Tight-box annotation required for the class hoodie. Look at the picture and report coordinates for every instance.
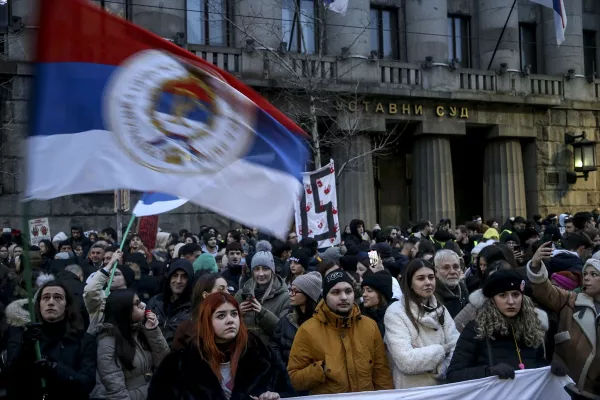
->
[146,259,194,346]
[345,219,370,255]
[546,249,584,275]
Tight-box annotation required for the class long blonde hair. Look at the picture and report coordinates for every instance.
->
[475,295,545,348]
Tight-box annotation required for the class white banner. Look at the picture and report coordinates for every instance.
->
[290,367,573,400]
[294,160,340,249]
[28,217,51,246]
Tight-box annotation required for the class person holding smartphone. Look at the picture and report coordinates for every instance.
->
[234,249,289,345]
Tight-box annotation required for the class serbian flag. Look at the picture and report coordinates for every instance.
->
[27,0,309,238]
[530,0,566,45]
[133,192,188,217]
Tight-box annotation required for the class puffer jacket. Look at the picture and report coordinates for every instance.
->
[234,275,290,344]
[446,312,549,383]
[287,300,393,395]
[95,323,169,400]
[527,261,600,399]
[271,309,300,365]
[384,297,459,389]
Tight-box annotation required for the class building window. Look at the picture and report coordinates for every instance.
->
[187,0,229,46]
[369,7,399,59]
[519,23,537,73]
[282,0,317,54]
[447,15,471,67]
[93,0,129,19]
[584,30,597,78]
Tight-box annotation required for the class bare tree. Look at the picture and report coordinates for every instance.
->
[204,0,401,175]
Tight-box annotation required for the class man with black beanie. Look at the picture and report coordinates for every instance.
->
[221,242,245,293]
[287,270,393,395]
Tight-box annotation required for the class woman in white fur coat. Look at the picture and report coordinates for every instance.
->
[384,259,459,389]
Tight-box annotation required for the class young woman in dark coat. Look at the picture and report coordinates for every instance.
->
[148,292,294,400]
[360,270,396,337]
[446,269,566,383]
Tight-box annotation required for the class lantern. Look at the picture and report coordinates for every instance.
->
[566,132,597,182]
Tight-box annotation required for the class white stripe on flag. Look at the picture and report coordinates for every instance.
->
[529,0,566,45]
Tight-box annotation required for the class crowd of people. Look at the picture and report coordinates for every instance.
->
[0,210,598,399]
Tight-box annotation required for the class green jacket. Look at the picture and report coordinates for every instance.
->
[235,275,290,345]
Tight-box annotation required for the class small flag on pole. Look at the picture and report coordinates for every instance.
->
[529,0,566,45]
[132,192,188,217]
[324,0,348,14]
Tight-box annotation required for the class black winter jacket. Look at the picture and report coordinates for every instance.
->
[436,279,469,318]
[148,332,295,400]
[271,310,300,365]
[546,252,584,275]
[446,320,548,383]
[362,299,396,338]
[6,320,97,400]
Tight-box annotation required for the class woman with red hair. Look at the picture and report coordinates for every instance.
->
[147,292,294,400]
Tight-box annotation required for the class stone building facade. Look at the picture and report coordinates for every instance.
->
[0,0,600,234]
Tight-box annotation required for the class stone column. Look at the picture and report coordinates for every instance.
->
[478,0,520,69]
[483,139,527,221]
[405,0,448,63]
[543,0,584,75]
[411,136,455,225]
[326,0,370,56]
[333,134,377,231]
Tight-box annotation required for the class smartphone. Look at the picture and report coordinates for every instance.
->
[242,293,254,302]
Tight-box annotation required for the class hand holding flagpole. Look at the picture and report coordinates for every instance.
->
[104,214,136,296]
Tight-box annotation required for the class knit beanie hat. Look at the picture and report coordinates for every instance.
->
[374,242,393,259]
[482,269,525,298]
[52,232,68,242]
[323,270,354,297]
[251,251,275,272]
[483,228,500,241]
[193,253,218,273]
[584,258,600,274]
[339,255,359,272]
[117,265,135,287]
[289,249,309,271]
[361,270,393,302]
[321,246,342,265]
[292,272,322,303]
[551,271,580,291]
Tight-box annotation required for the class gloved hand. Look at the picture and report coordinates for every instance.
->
[550,359,569,377]
[23,322,43,344]
[34,358,58,377]
[489,363,515,379]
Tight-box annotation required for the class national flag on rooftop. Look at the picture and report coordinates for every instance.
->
[27,0,309,238]
[324,0,348,14]
[529,0,567,45]
[132,192,188,217]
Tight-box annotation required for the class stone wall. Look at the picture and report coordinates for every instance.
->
[536,108,600,216]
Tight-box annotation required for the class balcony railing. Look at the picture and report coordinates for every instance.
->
[530,75,563,96]
[459,69,496,91]
[188,46,241,75]
[379,60,421,86]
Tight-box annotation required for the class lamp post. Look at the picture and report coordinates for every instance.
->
[566,132,597,183]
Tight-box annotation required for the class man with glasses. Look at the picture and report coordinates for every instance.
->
[434,249,468,318]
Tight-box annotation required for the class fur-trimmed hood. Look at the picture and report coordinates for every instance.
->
[6,298,31,327]
[467,289,549,331]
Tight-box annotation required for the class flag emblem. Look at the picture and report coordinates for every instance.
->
[104,50,256,173]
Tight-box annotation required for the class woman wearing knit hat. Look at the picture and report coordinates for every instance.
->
[447,269,552,383]
[384,259,459,389]
[234,248,290,345]
[528,242,600,399]
[361,270,396,337]
[287,248,310,286]
[271,272,322,366]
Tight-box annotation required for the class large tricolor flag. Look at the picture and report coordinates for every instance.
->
[28,0,309,238]
[530,0,567,45]
[132,192,188,217]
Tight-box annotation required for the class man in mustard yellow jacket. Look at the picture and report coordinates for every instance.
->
[287,270,393,394]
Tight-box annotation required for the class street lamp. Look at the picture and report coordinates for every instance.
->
[566,132,597,183]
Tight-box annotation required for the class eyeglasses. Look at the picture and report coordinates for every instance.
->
[289,288,304,296]
[440,264,461,272]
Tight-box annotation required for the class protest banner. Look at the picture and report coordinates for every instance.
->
[28,217,51,246]
[294,160,340,248]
